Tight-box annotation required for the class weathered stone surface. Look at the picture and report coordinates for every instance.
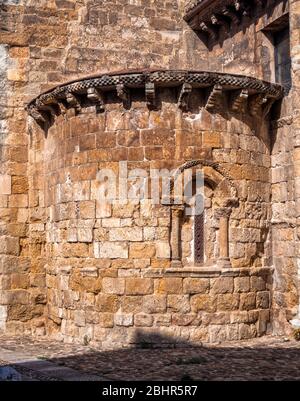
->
[115,313,133,327]
[156,278,182,294]
[191,295,217,313]
[143,295,167,313]
[250,276,266,292]
[102,278,125,295]
[155,242,171,259]
[125,278,153,295]
[129,243,156,258]
[98,313,114,328]
[78,228,93,243]
[211,277,234,294]
[183,278,210,294]
[95,242,128,259]
[122,296,143,313]
[155,314,172,327]
[96,294,119,313]
[234,277,250,293]
[209,325,227,343]
[109,228,143,242]
[240,293,257,311]
[167,295,191,313]
[0,175,12,195]
[217,294,240,311]
[96,201,112,218]
[134,313,154,327]
[69,274,102,294]
[256,292,270,309]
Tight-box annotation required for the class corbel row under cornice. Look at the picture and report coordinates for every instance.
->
[184,0,281,41]
[26,69,283,130]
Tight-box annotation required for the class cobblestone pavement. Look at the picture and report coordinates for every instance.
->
[1,335,300,381]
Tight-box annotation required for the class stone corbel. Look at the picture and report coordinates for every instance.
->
[211,14,230,33]
[231,89,248,113]
[41,104,58,118]
[178,83,192,111]
[234,0,241,11]
[145,82,156,109]
[254,0,264,8]
[222,6,240,25]
[57,100,68,115]
[28,106,47,124]
[199,22,218,41]
[66,92,81,114]
[205,84,223,112]
[216,207,232,269]
[234,0,250,16]
[116,84,130,109]
[87,87,105,113]
[249,94,268,116]
[170,205,185,268]
[262,97,276,118]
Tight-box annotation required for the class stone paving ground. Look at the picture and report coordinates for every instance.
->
[1,334,300,381]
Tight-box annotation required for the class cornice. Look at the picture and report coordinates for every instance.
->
[184,0,280,41]
[26,69,283,128]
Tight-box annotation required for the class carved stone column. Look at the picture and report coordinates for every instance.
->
[216,207,232,269]
[170,205,184,267]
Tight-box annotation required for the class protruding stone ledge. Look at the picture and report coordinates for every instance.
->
[142,266,273,278]
[26,69,283,129]
[184,0,276,42]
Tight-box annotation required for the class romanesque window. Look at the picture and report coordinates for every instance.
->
[194,211,204,265]
[261,13,291,93]
[274,26,291,91]
[170,163,237,270]
[178,185,215,268]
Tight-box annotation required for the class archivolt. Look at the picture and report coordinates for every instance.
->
[172,159,237,199]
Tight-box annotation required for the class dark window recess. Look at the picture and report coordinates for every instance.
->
[194,212,204,264]
[274,26,292,92]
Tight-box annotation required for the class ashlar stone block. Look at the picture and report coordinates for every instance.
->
[125,278,153,295]
[109,227,143,242]
[0,175,11,195]
[102,277,125,295]
[183,278,210,294]
[95,242,128,259]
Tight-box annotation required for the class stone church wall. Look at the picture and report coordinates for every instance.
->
[26,75,275,346]
[0,0,298,344]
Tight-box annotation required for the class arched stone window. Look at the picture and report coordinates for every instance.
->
[181,183,215,267]
[169,160,238,270]
[194,207,204,265]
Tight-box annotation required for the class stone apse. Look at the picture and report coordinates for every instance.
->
[23,69,281,347]
[0,0,299,347]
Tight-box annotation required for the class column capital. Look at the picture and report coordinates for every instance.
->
[215,207,232,219]
[171,205,185,217]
